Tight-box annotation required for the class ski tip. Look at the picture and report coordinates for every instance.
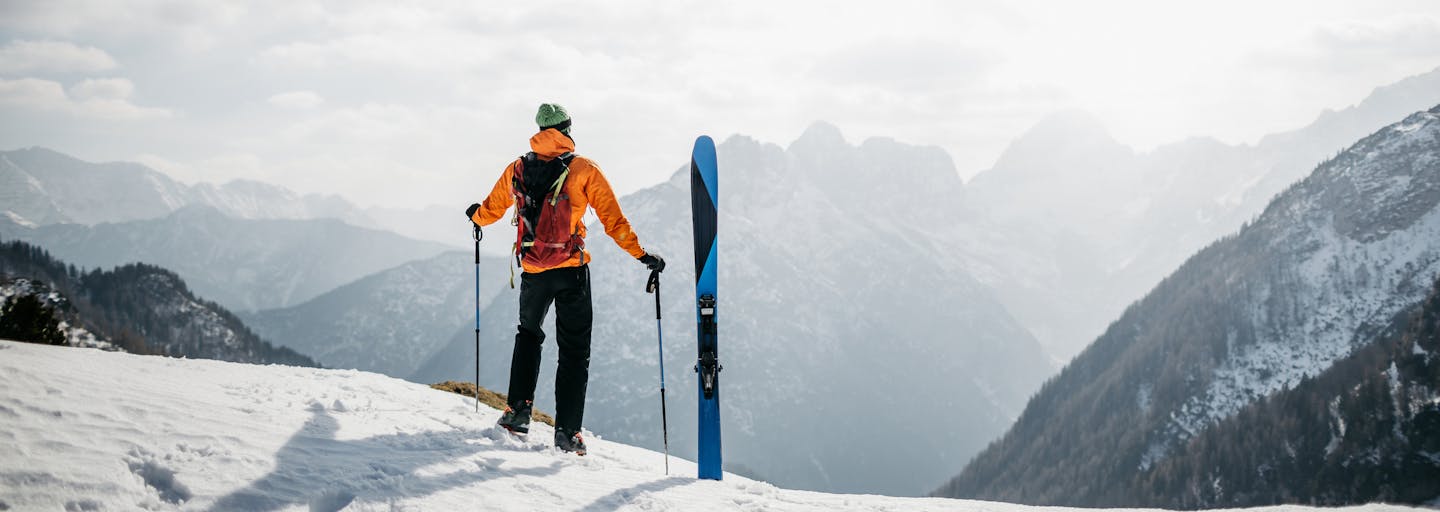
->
[694,135,715,148]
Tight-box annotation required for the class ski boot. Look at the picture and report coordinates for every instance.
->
[555,428,587,456]
[497,400,533,435]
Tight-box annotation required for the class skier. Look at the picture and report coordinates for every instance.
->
[466,103,665,455]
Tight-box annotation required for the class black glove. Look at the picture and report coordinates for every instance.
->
[465,203,481,221]
[639,252,665,272]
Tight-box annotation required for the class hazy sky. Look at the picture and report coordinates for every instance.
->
[1,0,1438,209]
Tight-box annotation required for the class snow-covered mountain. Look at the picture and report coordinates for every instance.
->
[412,125,1054,497]
[243,250,505,378]
[0,240,315,366]
[0,205,453,312]
[1136,274,1440,507]
[966,66,1440,363]
[9,340,1429,511]
[0,147,363,226]
[0,147,468,246]
[938,105,1440,506]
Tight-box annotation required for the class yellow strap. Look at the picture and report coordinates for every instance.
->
[548,166,571,206]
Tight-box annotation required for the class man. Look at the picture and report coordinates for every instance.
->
[466,103,665,455]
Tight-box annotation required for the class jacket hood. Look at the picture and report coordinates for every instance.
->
[529,128,575,159]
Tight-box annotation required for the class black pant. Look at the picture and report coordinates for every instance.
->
[507,265,592,433]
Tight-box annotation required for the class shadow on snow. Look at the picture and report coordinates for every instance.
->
[207,404,561,511]
[576,476,696,511]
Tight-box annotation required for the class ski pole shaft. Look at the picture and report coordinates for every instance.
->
[660,386,669,475]
[648,270,670,474]
[474,224,482,413]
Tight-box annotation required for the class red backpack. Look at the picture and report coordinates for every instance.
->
[511,152,584,269]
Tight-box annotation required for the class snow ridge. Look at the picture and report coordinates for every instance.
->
[0,340,1020,511]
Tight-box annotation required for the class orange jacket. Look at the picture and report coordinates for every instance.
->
[471,128,646,273]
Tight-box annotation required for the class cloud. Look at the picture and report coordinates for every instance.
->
[0,1,243,53]
[0,77,67,105]
[1246,16,1440,76]
[268,90,324,110]
[809,39,1000,92]
[0,77,171,120]
[257,30,495,71]
[5,0,1440,210]
[69,78,133,100]
[134,151,265,186]
[278,102,429,142]
[1312,16,1440,57]
[0,39,118,74]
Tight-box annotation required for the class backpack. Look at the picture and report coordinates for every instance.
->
[511,152,584,269]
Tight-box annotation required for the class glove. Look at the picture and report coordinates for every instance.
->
[465,203,481,222]
[639,252,665,272]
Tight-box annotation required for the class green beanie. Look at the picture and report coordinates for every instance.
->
[535,103,571,134]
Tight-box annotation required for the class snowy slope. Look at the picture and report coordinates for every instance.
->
[1159,105,1440,453]
[1,340,1431,512]
[1133,274,1440,507]
[939,106,1440,506]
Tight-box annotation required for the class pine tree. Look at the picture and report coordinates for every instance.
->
[0,294,67,346]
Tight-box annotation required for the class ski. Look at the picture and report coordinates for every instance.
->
[690,135,722,480]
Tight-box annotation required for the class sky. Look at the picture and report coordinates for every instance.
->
[1,0,1438,210]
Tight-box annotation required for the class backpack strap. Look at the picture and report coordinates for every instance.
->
[508,154,529,289]
[548,154,574,206]
[510,154,530,226]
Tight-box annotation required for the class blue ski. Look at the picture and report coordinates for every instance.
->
[690,135,722,480]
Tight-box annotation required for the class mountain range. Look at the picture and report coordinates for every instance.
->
[0,146,468,247]
[966,67,1440,363]
[0,239,315,366]
[0,205,454,312]
[937,104,1440,506]
[241,250,504,378]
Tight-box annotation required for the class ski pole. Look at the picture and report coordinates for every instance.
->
[646,269,670,474]
[473,223,483,413]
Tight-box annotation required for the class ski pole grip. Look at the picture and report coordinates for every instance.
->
[647,270,661,320]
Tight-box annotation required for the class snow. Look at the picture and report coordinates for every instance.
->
[1135,384,1153,414]
[1386,362,1406,441]
[1393,120,1427,133]
[3,210,37,228]
[0,341,915,510]
[1325,396,1346,457]
[2,342,1427,512]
